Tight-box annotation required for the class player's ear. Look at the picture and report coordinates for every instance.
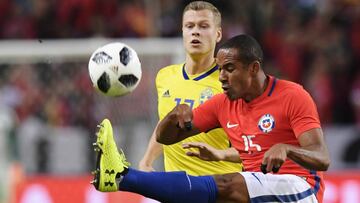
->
[216,28,222,43]
[249,61,260,76]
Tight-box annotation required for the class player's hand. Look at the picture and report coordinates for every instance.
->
[261,143,289,173]
[182,142,223,161]
[138,160,156,172]
[173,104,193,131]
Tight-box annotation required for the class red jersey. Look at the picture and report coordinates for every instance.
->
[193,76,325,202]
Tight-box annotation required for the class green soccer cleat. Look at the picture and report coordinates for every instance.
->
[91,118,130,192]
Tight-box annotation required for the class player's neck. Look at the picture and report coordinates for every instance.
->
[257,73,269,95]
[245,73,268,103]
[184,54,215,75]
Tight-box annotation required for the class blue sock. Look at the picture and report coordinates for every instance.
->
[119,168,218,203]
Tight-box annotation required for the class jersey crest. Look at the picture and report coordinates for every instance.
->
[258,114,275,133]
[199,88,214,104]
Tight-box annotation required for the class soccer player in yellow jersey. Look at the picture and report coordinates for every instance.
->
[139,1,242,175]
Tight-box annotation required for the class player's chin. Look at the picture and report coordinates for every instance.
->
[226,90,242,101]
[187,46,204,53]
[188,50,203,56]
[225,91,237,101]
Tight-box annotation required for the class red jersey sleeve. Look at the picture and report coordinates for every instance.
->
[192,94,223,132]
[286,86,321,138]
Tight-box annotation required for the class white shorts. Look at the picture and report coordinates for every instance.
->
[241,172,318,203]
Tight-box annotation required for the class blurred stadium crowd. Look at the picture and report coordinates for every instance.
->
[0,0,359,125]
[0,0,360,202]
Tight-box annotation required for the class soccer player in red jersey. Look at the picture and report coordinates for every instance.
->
[92,34,330,203]
[157,34,330,202]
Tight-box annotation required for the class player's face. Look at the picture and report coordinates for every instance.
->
[217,48,254,101]
[182,9,221,57]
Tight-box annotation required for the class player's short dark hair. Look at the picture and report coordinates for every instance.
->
[218,34,263,65]
[183,1,221,27]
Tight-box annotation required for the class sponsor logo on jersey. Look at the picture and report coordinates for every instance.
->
[258,114,275,133]
[162,89,170,97]
[199,88,213,104]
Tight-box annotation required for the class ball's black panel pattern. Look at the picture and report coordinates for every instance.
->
[92,51,112,64]
[119,47,130,66]
[97,72,110,93]
[118,74,138,88]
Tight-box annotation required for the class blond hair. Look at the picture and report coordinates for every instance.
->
[183,1,221,27]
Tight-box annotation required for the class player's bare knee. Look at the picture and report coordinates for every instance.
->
[214,173,249,203]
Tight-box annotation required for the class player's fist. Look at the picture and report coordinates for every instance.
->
[156,103,198,145]
[173,104,193,131]
[261,143,289,173]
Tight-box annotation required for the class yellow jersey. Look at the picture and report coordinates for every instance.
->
[156,63,242,176]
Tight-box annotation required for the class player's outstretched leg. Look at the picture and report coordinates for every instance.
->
[91,118,130,192]
[91,118,218,203]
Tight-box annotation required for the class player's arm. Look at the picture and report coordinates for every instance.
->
[262,88,330,173]
[156,104,201,145]
[286,128,330,170]
[262,128,330,172]
[182,142,241,163]
[139,122,163,171]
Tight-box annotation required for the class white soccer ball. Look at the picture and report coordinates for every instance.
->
[88,42,142,97]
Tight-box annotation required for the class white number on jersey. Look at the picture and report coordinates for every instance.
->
[242,135,261,153]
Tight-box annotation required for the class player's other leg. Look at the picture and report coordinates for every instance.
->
[91,118,218,203]
[231,172,318,203]
[213,173,250,203]
[214,172,318,203]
